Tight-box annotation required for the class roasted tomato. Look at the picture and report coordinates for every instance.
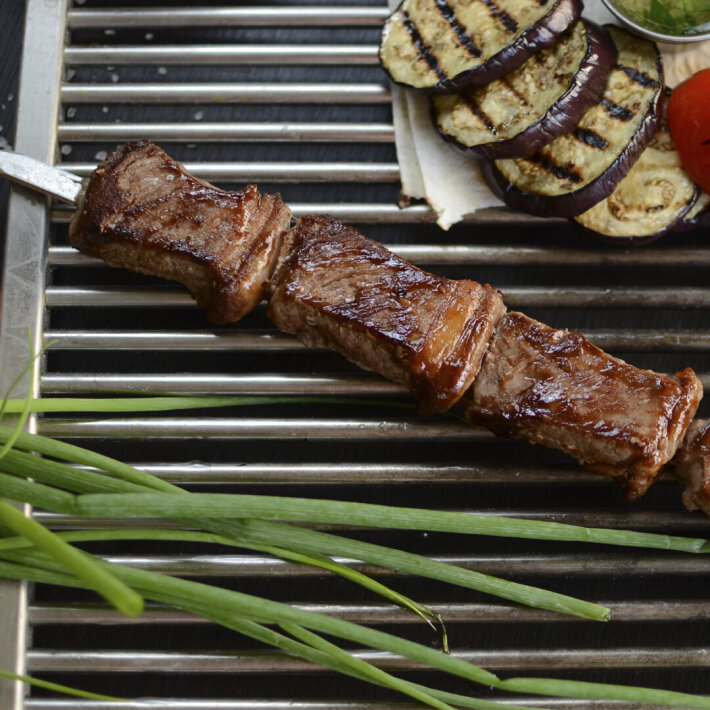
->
[667,68,710,195]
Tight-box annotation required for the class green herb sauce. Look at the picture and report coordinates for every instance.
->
[609,0,710,36]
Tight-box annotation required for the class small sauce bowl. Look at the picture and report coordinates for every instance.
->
[601,0,710,43]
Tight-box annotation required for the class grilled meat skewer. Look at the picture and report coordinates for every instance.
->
[0,141,702,505]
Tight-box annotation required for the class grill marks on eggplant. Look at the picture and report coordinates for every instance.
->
[432,20,616,159]
[402,10,448,82]
[617,63,660,90]
[575,106,699,243]
[476,0,519,33]
[500,78,530,106]
[573,127,609,149]
[379,0,582,93]
[465,97,499,133]
[600,97,634,121]
[482,26,663,217]
[527,152,583,183]
[432,0,482,57]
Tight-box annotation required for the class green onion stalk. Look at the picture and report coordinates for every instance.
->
[0,394,415,414]
[2,542,710,709]
[0,427,613,621]
[0,668,127,703]
[0,447,608,622]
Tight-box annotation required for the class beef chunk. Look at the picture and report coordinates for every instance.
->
[465,311,702,500]
[268,214,505,415]
[674,419,710,515]
[69,140,291,323]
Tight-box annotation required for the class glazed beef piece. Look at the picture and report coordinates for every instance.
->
[465,312,702,500]
[69,141,291,324]
[268,214,506,415]
[673,419,710,515]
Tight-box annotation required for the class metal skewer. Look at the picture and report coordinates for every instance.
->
[0,149,83,205]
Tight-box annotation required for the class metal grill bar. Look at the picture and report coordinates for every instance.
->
[14,536,709,575]
[29,599,710,625]
[67,7,389,28]
[115,550,710,574]
[60,162,400,182]
[47,243,710,267]
[44,285,710,309]
[57,123,394,143]
[34,372,710,393]
[42,331,299,351]
[64,45,379,66]
[34,371,710,397]
[36,462,603,485]
[37,416,478,440]
[60,83,391,104]
[26,647,710,673]
[41,372,396,394]
[40,330,710,353]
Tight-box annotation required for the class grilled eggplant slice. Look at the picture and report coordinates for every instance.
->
[432,20,617,159]
[481,26,664,218]
[574,103,699,244]
[379,0,582,94]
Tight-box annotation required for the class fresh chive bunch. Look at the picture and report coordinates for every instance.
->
[1,342,710,707]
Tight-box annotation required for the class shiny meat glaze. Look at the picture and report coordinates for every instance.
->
[69,141,291,324]
[674,419,710,515]
[465,311,702,500]
[268,214,505,415]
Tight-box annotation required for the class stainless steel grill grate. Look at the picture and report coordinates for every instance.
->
[2,2,710,709]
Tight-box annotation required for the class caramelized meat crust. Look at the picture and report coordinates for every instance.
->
[69,140,291,324]
[674,419,710,515]
[465,312,702,500]
[268,214,506,415]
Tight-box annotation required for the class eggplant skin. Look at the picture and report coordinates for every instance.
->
[432,20,617,160]
[379,0,582,95]
[675,192,710,233]
[482,26,664,219]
